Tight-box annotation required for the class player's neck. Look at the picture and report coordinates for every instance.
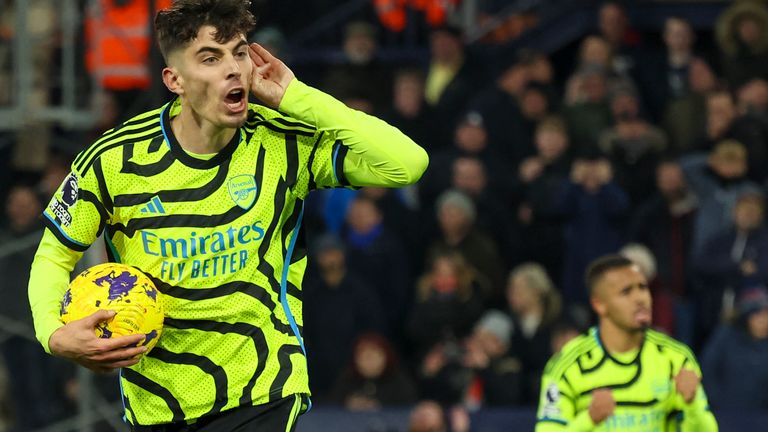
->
[171,108,237,154]
[598,320,644,354]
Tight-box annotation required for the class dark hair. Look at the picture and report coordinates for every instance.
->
[351,332,399,378]
[154,0,257,61]
[585,254,634,296]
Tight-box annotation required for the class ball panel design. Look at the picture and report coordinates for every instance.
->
[61,263,164,355]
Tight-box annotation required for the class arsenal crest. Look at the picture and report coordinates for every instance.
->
[227,175,258,210]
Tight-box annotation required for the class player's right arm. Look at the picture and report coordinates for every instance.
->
[28,161,146,371]
[536,357,609,432]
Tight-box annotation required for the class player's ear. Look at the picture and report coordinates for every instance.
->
[591,296,607,317]
[162,67,184,96]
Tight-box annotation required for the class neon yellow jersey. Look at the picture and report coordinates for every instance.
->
[29,80,428,426]
[536,327,718,432]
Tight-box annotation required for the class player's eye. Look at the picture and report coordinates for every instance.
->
[202,57,218,64]
[235,51,248,58]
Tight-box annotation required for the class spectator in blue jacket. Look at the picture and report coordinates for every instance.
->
[556,156,630,304]
[680,139,761,254]
[694,191,768,346]
[702,286,768,410]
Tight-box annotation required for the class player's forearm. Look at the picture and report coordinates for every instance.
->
[28,229,81,353]
[279,79,429,187]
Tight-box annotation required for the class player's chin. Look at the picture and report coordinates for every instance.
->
[632,317,652,331]
[219,112,248,129]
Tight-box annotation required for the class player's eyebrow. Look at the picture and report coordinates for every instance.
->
[195,40,248,57]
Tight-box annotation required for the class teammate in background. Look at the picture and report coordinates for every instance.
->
[27,0,428,430]
[535,255,717,431]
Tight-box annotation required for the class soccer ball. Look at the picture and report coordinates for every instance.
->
[60,263,164,355]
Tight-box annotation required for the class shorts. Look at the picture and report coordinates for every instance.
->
[130,394,307,432]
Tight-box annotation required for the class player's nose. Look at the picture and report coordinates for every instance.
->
[226,56,241,79]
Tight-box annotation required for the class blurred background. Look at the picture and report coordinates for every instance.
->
[3,0,768,430]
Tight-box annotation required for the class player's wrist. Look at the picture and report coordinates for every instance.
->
[276,78,303,112]
[47,325,66,355]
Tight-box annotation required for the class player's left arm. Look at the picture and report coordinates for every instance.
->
[248,43,429,188]
[674,356,719,431]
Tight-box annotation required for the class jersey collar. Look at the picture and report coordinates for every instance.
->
[160,97,242,170]
[592,326,645,366]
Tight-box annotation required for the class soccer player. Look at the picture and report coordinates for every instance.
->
[27,1,428,430]
[535,255,717,431]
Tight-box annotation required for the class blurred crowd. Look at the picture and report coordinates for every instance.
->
[4,0,768,431]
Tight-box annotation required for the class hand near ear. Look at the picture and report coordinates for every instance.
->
[248,43,295,109]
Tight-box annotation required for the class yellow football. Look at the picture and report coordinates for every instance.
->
[60,263,164,355]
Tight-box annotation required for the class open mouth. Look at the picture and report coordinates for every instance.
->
[224,88,246,113]
[226,89,244,104]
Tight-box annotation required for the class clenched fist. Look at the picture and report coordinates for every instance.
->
[589,388,616,424]
[675,368,700,404]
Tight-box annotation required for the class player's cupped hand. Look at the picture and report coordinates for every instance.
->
[49,309,147,373]
[674,368,700,404]
[248,42,295,109]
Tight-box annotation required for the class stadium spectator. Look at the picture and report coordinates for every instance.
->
[0,183,72,431]
[681,139,761,254]
[425,25,483,145]
[408,250,486,355]
[85,0,172,120]
[426,190,502,300]
[408,400,472,432]
[654,17,698,116]
[328,332,417,410]
[597,1,642,67]
[450,156,515,280]
[323,21,392,113]
[563,65,613,153]
[698,90,768,183]
[513,116,572,281]
[737,78,768,114]
[599,84,667,209]
[521,50,558,102]
[419,111,512,212]
[408,250,484,403]
[555,156,630,304]
[630,160,698,342]
[505,263,562,404]
[716,0,768,90]
[694,191,768,346]
[662,58,717,154]
[702,285,768,411]
[408,400,446,432]
[36,153,72,200]
[508,82,556,161]
[462,310,524,406]
[597,1,659,115]
[470,60,531,163]
[381,68,436,152]
[303,234,387,399]
[358,187,421,270]
[343,195,411,340]
[0,182,44,328]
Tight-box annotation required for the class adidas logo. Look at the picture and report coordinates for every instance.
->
[140,196,166,214]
